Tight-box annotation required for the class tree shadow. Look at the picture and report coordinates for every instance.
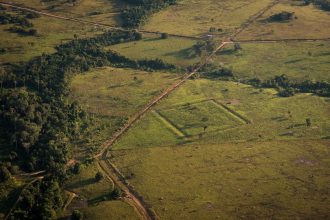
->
[67,178,96,190]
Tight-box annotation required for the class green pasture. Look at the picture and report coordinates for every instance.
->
[217,41,330,81]
[236,0,330,40]
[142,0,273,36]
[70,67,180,117]
[82,200,139,220]
[108,36,199,67]
[157,100,245,137]
[0,10,102,64]
[111,139,330,220]
[112,79,330,150]
[65,162,113,201]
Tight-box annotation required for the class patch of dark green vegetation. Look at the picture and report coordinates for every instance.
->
[0,9,39,36]
[9,178,63,219]
[267,11,296,22]
[121,0,177,27]
[303,0,330,11]
[245,74,330,97]
[0,29,176,219]
[198,64,330,97]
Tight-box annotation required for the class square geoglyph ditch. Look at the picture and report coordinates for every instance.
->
[155,99,248,137]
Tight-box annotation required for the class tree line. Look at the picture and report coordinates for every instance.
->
[198,64,330,97]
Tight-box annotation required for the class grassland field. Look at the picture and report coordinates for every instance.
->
[111,139,330,220]
[11,0,123,25]
[216,41,330,81]
[64,161,139,220]
[0,0,329,219]
[112,79,330,150]
[0,8,104,64]
[108,36,200,67]
[69,66,183,159]
[142,0,274,37]
[236,0,330,40]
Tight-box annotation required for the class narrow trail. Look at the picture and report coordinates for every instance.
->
[0,2,201,40]
[62,190,78,211]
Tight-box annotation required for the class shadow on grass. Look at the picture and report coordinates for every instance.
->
[164,48,197,60]
[67,178,96,190]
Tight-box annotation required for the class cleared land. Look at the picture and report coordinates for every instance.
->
[64,162,139,220]
[65,162,113,201]
[81,200,139,220]
[110,140,330,220]
[112,79,330,150]
[10,0,123,26]
[236,1,330,40]
[0,9,102,64]
[142,0,273,36]
[217,41,330,81]
[108,36,199,67]
[70,67,180,117]
[69,67,180,158]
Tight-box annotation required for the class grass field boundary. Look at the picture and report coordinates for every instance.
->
[152,110,187,138]
[211,99,251,124]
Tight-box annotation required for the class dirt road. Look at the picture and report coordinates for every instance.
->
[98,160,154,220]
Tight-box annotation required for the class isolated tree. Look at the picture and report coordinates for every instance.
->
[71,210,83,220]
[234,43,242,51]
[73,163,81,174]
[203,125,208,132]
[161,32,169,39]
[134,32,143,40]
[95,171,103,182]
[110,187,122,199]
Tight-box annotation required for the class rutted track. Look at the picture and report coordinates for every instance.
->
[0,2,201,40]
